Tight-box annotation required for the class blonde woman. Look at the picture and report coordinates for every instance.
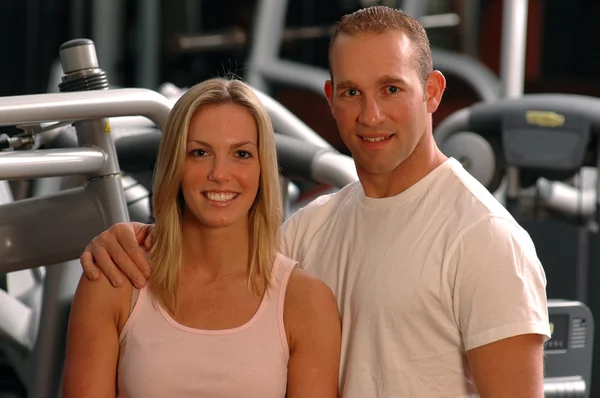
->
[62,78,341,398]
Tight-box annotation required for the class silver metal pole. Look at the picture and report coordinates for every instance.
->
[136,0,160,89]
[246,0,289,92]
[253,88,332,150]
[400,0,428,19]
[500,0,529,209]
[596,139,600,225]
[0,89,172,131]
[0,180,14,204]
[500,0,529,98]
[432,49,500,103]
[29,260,81,398]
[259,61,331,98]
[312,151,359,188]
[460,0,481,57]
[0,148,106,180]
[92,0,125,85]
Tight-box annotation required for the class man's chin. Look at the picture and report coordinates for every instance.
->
[357,161,402,176]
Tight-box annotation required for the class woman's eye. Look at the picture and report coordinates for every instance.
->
[190,149,207,157]
[237,150,252,158]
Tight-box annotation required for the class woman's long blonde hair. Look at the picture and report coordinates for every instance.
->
[150,77,282,312]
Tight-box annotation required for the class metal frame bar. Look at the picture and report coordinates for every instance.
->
[0,87,172,397]
[0,148,105,180]
[400,0,427,19]
[0,89,171,129]
[136,0,160,89]
[253,88,332,150]
[92,0,125,86]
[500,0,529,99]
[500,0,529,210]
[246,0,501,103]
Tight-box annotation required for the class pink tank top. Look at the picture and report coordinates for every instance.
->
[117,253,297,398]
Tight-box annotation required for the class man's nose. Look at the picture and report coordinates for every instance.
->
[358,96,385,126]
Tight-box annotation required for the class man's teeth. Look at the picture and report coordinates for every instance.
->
[363,136,390,142]
[206,192,237,202]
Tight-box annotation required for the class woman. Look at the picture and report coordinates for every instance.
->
[62,78,341,397]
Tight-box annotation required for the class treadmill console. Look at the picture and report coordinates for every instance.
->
[544,300,594,397]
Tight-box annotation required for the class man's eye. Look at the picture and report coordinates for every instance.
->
[386,86,400,94]
[344,88,359,97]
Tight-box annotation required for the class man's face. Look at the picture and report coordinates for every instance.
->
[325,31,440,178]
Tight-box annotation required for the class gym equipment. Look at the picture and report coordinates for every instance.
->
[499,0,529,100]
[0,37,359,396]
[536,169,598,220]
[436,2,598,393]
[41,124,154,224]
[88,0,159,89]
[245,0,501,103]
[0,38,171,398]
[434,93,600,397]
[170,12,460,54]
[435,93,600,293]
[544,300,594,397]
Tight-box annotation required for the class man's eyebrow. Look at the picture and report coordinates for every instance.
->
[335,80,357,90]
[378,75,408,86]
[335,76,408,90]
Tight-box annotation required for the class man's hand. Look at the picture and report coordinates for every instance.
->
[80,222,153,288]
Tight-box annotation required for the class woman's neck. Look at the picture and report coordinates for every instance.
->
[180,218,250,280]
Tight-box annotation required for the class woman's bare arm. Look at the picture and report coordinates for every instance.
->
[284,268,342,398]
[62,272,131,397]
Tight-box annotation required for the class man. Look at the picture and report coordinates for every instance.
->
[81,6,550,397]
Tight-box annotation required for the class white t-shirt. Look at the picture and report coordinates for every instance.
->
[281,158,551,398]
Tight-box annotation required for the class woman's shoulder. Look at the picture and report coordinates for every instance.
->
[272,251,335,305]
[282,265,341,366]
[73,271,135,331]
[284,265,339,325]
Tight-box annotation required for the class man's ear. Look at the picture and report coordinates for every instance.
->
[425,70,446,114]
[324,80,334,112]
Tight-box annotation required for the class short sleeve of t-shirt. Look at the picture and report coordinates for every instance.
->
[280,212,302,265]
[279,193,336,268]
[447,216,551,350]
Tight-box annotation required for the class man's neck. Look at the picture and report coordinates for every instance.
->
[359,136,447,199]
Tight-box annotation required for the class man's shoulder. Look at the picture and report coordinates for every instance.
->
[280,181,361,250]
[287,181,361,222]
[441,160,514,225]
[423,160,528,251]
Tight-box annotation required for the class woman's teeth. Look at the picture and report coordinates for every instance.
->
[205,192,237,202]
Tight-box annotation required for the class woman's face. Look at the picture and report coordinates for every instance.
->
[180,102,260,230]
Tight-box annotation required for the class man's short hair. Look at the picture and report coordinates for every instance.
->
[329,6,433,86]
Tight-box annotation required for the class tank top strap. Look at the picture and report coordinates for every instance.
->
[268,252,296,357]
[272,252,297,286]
